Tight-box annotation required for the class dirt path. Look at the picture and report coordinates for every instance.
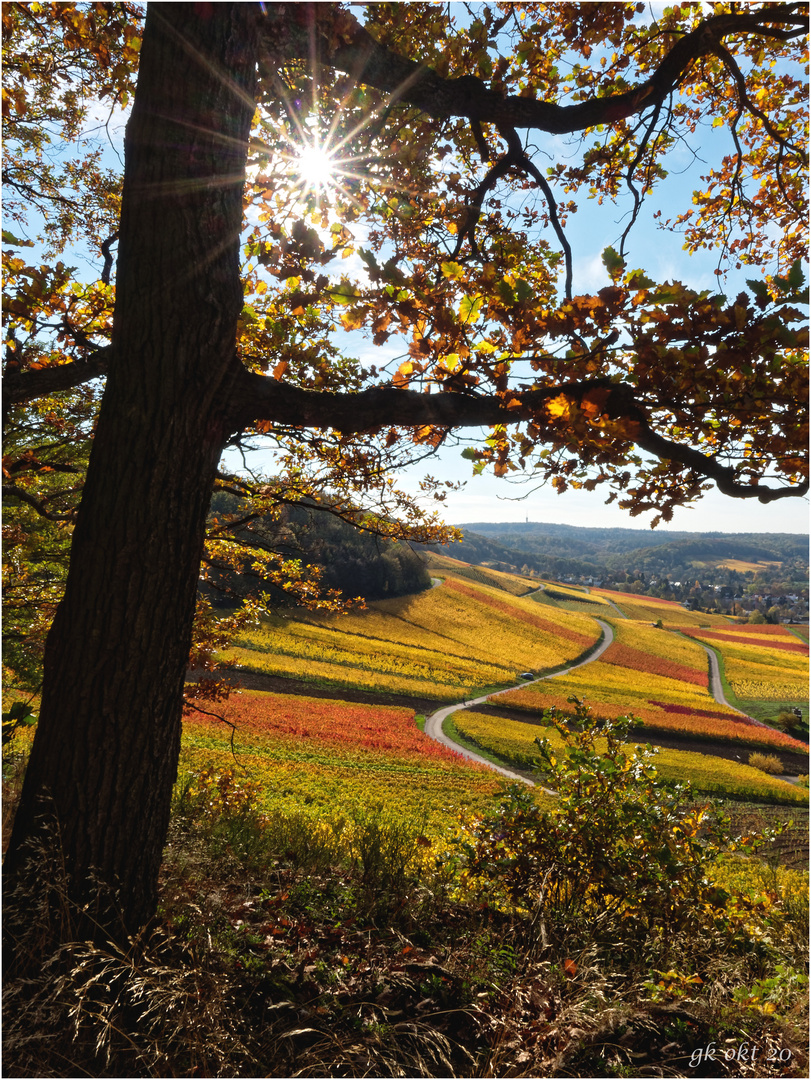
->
[423,619,614,784]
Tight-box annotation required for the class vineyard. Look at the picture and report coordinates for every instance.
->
[493,614,807,754]
[679,624,809,707]
[452,710,807,805]
[203,558,809,821]
[422,552,538,596]
[589,587,736,627]
[223,571,602,700]
[182,691,501,829]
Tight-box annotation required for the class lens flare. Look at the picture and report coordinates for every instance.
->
[296,142,337,194]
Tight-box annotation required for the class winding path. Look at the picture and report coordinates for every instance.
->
[696,641,770,729]
[423,617,614,783]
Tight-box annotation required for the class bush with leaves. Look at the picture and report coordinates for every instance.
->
[460,698,758,939]
[749,752,785,775]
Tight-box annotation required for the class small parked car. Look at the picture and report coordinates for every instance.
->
[519,672,535,680]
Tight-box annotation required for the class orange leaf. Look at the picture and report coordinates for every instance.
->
[563,959,577,977]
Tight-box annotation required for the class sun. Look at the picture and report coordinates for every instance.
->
[295,141,338,194]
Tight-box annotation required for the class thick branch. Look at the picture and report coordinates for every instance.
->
[3,347,111,408]
[229,369,807,504]
[274,3,808,134]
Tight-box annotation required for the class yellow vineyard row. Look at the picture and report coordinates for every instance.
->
[500,658,723,714]
[611,619,709,669]
[225,576,602,698]
[453,710,807,806]
[683,628,808,703]
[422,553,538,596]
[592,589,733,627]
[226,645,495,700]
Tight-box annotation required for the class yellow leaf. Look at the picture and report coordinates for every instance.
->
[546,393,571,420]
[441,261,465,280]
[459,294,484,323]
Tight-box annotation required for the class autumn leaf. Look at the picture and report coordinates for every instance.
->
[546,394,572,420]
[458,293,484,323]
[440,260,465,280]
[601,246,626,282]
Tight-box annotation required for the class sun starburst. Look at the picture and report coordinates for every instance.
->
[295,141,338,195]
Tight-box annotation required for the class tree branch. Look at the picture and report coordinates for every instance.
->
[2,484,78,521]
[271,3,808,134]
[3,348,111,408]
[228,369,807,504]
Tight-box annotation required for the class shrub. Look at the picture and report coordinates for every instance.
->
[774,708,803,733]
[459,698,751,940]
[748,752,785,775]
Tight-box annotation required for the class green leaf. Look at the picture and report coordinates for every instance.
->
[459,294,484,323]
[2,230,34,247]
[746,278,770,301]
[602,246,626,282]
[497,280,515,305]
[514,278,534,303]
[786,259,805,290]
[358,247,379,275]
[627,269,655,289]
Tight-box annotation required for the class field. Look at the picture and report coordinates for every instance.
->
[423,553,538,595]
[532,582,613,615]
[715,558,782,572]
[494,616,808,754]
[182,691,501,829]
[590,587,735,627]
[223,575,602,701]
[679,624,808,712]
[210,557,808,818]
[452,709,808,806]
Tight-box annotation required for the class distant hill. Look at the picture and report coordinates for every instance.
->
[419,524,808,615]
[461,522,808,564]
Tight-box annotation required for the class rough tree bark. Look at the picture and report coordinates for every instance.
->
[4,2,259,942]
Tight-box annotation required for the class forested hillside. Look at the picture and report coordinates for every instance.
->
[205,493,430,605]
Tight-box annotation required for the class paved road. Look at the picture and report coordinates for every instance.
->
[423,618,614,783]
[696,641,771,728]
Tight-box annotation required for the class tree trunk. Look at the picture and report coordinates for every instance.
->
[4,3,258,943]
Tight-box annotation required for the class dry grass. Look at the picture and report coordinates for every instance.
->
[4,770,808,1078]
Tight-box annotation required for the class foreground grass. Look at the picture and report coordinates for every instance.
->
[5,764,808,1078]
[5,694,809,1079]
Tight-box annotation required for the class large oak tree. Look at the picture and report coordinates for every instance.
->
[3,2,807,943]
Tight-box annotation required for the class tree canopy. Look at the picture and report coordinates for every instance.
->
[2,2,808,942]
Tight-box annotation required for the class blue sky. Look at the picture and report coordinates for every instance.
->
[230,6,808,536]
